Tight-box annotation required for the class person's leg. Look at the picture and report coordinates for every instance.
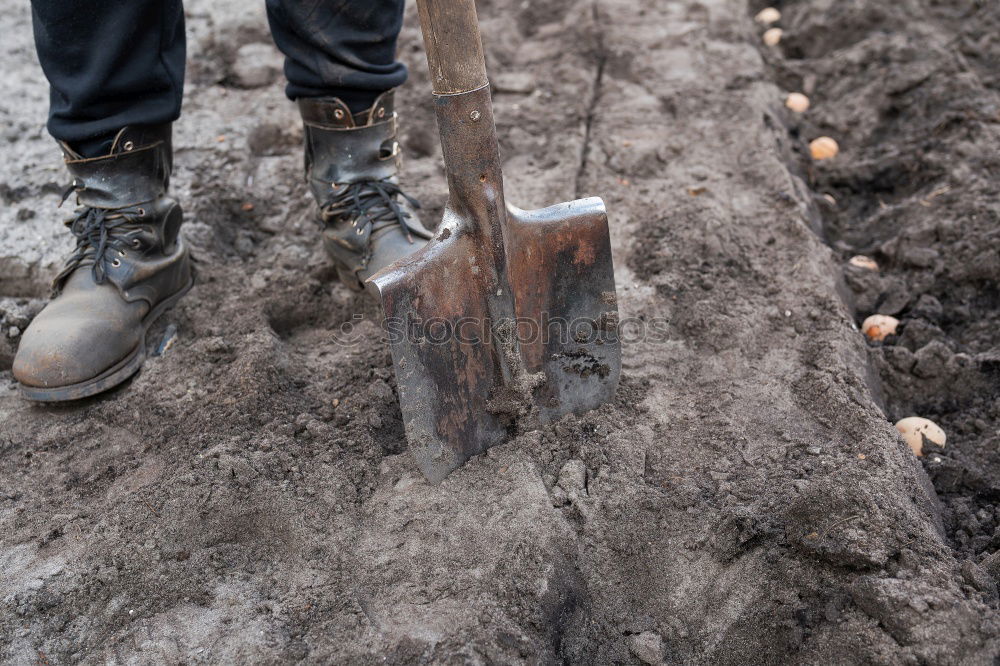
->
[30,0,185,156]
[265,0,407,112]
[14,1,193,402]
[266,0,431,291]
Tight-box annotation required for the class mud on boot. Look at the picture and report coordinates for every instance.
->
[299,91,433,290]
[13,125,194,402]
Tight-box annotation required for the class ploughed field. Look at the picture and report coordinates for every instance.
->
[1,0,999,663]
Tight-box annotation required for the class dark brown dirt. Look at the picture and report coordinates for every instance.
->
[2,0,1000,663]
[760,0,1000,568]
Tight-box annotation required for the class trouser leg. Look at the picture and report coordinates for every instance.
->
[29,0,186,156]
[265,0,408,113]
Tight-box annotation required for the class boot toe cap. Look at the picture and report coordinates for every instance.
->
[361,228,430,283]
[13,309,142,390]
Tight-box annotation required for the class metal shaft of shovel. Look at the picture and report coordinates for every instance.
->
[367,0,621,483]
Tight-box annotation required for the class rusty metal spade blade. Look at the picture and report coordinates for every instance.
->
[366,0,620,483]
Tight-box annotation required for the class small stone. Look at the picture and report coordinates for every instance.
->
[154,325,178,357]
[628,631,665,665]
[7,326,20,338]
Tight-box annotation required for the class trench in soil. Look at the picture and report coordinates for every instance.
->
[752,0,1000,572]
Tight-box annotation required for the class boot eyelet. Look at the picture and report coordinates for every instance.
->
[137,208,145,217]
[377,107,386,119]
[123,141,134,152]
[334,109,345,120]
[118,249,127,257]
[355,228,364,235]
[132,239,143,249]
[111,258,121,268]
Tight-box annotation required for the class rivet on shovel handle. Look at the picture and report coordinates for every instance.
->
[366,0,621,483]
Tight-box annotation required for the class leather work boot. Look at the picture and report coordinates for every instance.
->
[13,125,193,401]
[299,91,433,290]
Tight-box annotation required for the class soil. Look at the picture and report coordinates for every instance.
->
[2,0,1000,663]
[763,0,1000,564]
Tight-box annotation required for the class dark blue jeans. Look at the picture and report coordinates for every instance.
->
[30,0,408,155]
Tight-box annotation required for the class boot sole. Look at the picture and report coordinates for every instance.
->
[17,277,195,403]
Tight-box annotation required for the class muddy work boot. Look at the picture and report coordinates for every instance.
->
[299,91,433,290]
[13,125,193,401]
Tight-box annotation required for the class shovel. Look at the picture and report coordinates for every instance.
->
[367,0,621,483]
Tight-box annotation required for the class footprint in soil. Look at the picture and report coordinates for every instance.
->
[264,281,375,345]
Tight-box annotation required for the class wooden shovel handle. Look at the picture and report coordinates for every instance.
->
[416,0,489,95]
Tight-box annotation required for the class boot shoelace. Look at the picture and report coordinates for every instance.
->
[55,188,146,288]
[320,178,421,242]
